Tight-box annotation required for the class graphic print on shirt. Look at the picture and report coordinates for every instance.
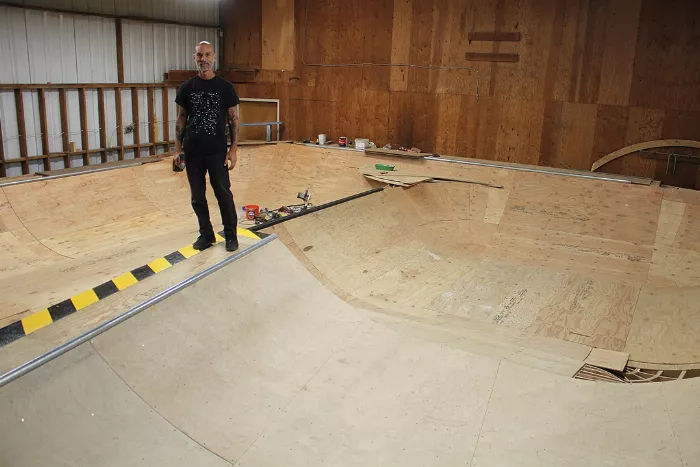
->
[188,92,220,136]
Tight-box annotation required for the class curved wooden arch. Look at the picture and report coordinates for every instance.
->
[590,139,700,172]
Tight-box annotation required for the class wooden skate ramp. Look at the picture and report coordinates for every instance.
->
[0,144,371,327]
[1,239,698,467]
[2,144,700,368]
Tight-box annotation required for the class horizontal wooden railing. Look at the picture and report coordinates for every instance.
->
[0,83,177,178]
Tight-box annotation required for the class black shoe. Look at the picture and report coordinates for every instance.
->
[225,236,239,252]
[193,234,215,251]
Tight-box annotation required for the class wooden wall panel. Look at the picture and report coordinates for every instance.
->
[591,105,629,173]
[496,98,545,165]
[261,0,296,71]
[629,0,700,112]
[221,0,700,188]
[222,0,262,69]
[577,0,608,104]
[596,0,641,106]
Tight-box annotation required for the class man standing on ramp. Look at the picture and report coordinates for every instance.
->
[174,40,240,252]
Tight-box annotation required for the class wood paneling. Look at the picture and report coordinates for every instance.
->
[222,0,262,69]
[262,0,296,71]
[221,0,700,188]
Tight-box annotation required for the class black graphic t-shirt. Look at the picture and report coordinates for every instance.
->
[175,75,240,156]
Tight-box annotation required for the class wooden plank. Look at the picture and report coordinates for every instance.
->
[0,120,5,177]
[78,88,90,166]
[131,88,140,157]
[36,155,164,176]
[0,83,172,90]
[221,0,262,69]
[38,89,50,171]
[597,0,642,106]
[465,53,519,63]
[364,148,430,159]
[115,89,124,160]
[147,88,156,156]
[59,88,71,168]
[468,31,522,42]
[389,0,412,92]
[116,18,124,84]
[98,88,107,163]
[584,348,629,372]
[261,0,295,70]
[161,88,169,143]
[14,90,29,175]
[591,139,700,172]
[165,70,257,84]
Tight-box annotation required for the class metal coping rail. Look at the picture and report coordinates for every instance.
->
[0,234,278,388]
[0,162,144,188]
[425,156,636,184]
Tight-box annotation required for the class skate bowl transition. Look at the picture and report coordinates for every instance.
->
[1,143,699,466]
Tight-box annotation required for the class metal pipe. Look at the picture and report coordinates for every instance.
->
[0,234,277,388]
[0,162,145,188]
[425,156,635,184]
[250,188,384,232]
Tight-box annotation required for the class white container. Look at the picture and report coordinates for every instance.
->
[355,138,370,150]
[318,134,327,145]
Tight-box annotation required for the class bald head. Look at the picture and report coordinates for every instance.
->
[194,41,216,76]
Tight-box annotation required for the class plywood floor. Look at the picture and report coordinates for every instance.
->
[1,239,698,467]
[1,143,699,368]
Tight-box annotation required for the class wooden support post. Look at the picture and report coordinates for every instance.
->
[162,87,170,144]
[14,89,29,175]
[78,88,90,166]
[115,88,124,160]
[0,120,6,178]
[38,88,50,171]
[98,88,107,163]
[59,88,71,168]
[116,18,124,84]
[147,87,156,155]
[131,87,140,157]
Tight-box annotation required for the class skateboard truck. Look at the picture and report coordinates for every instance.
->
[297,189,311,209]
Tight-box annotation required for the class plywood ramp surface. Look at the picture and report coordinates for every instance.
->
[264,146,700,366]
[1,239,698,467]
[2,144,700,367]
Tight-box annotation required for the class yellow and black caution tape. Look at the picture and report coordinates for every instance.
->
[0,229,260,347]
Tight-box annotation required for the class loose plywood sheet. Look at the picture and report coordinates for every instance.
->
[585,347,630,372]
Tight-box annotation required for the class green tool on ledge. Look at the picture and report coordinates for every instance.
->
[375,164,395,171]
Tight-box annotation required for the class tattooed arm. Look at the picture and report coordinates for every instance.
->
[174,105,187,163]
[225,106,239,170]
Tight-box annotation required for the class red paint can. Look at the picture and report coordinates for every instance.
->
[339,137,347,147]
[244,204,259,220]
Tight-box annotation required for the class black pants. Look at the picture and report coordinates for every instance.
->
[185,152,237,239]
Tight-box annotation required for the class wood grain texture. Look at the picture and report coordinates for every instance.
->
[59,89,70,168]
[147,88,156,155]
[38,89,50,171]
[131,88,140,156]
[262,0,296,71]
[465,53,519,62]
[220,0,700,188]
[468,31,521,42]
[0,120,5,177]
[222,0,263,69]
[115,89,124,161]
[14,90,29,174]
[79,89,90,166]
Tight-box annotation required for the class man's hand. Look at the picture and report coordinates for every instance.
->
[225,148,237,171]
